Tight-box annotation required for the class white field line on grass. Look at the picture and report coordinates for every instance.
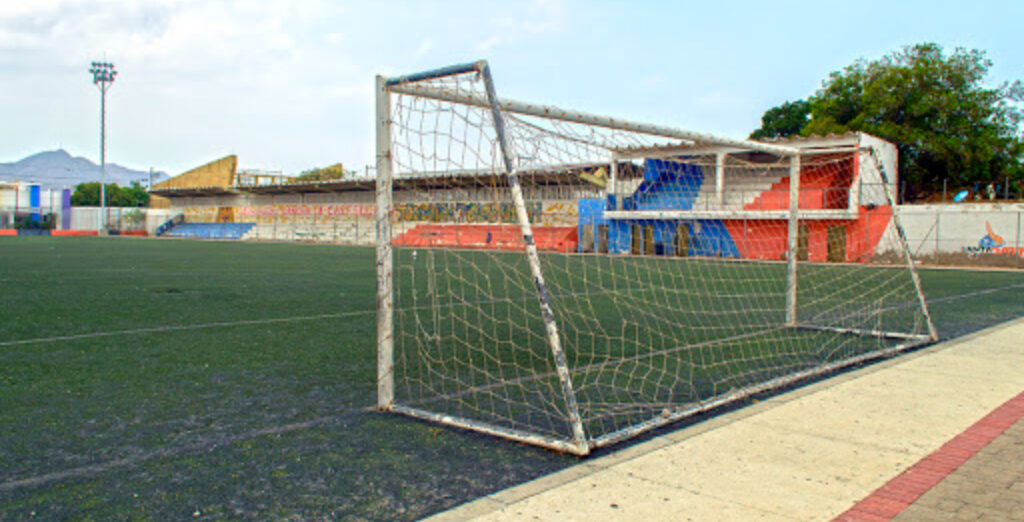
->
[0,284,727,348]
[797,280,1024,329]
[4,280,1024,348]
[0,408,374,493]
[924,281,1024,305]
[404,326,789,410]
[1,280,1022,492]
[0,311,374,348]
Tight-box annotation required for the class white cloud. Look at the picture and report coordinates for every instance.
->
[0,0,378,172]
[477,35,501,53]
[9,0,1008,175]
[695,91,745,109]
[413,38,433,59]
[475,0,570,52]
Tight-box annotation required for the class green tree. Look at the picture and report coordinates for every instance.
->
[750,100,810,139]
[802,43,1024,199]
[118,181,151,207]
[294,163,346,182]
[71,181,150,207]
[70,182,103,206]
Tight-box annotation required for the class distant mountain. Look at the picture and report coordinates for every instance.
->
[0,149,169,189]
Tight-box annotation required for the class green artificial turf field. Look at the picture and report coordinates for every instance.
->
[391,247,935,448]
[1,236,1023,520]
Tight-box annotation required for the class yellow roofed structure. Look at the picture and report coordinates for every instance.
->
[154,155,238,190]
[149,155,238,208]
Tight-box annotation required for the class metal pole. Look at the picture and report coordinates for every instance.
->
[478,62,589,454]
[100,85,106,233]
[716,152,726,207]
[375,75,395,410]
[384,61,481,87]
[90,61,115,233]
[1017,211,1021,268]
[867,149,938,341]
[608,156,619,210]
[716,149,724,206]
[785,154,801,326]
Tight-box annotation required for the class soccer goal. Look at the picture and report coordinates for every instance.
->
[375,61,937,455]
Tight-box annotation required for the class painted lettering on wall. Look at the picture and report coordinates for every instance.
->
[180,200,581,226]
[394,202,543,224]
[962,221,1023,258]
[184,204,374,224]
[541,201,578,226]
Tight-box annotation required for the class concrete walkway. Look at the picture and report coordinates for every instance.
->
[429,318,1024,522]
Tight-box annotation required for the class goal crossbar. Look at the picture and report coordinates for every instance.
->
[386,64,798,157]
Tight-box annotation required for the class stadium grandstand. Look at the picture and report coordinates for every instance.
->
[150,132,903,262]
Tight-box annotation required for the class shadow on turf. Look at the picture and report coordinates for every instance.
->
[544,312,1024,463]
[2,314,1017,521]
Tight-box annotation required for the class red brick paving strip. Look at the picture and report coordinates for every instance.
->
[834,391,1024,521]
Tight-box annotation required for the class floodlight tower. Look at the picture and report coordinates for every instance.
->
[89,61,117,232]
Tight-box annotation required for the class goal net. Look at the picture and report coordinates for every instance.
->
[375,61,936,455]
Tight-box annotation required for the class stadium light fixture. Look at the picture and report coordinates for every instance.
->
[89,60,117,233]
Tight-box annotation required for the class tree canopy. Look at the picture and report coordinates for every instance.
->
[751,43,1023,200]
[294,163,346,182]
[749,100,809,140]
[71,181,150,207]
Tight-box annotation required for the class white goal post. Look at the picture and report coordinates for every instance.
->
[375,60,937,456]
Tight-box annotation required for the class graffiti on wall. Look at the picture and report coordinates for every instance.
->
[237,204,374,223]
[541,201,578,226]
[181,200,580,226]
[963,221,1024,258]
[394,202,544,224]
[183,206,218,223]
[183,204,374,224]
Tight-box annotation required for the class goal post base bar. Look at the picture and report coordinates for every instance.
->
[589,335,934,450]
[385,329,933,456]
[388,404,591,456]
[795,324,932,342]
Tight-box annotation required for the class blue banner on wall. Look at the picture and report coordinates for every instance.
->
[29,185,41,222]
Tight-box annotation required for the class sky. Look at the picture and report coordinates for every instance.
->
[1,0,1021,177]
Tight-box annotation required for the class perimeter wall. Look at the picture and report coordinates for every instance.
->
[898,203,1024,267]
[164,191,1024,267]
[166,185,588,245]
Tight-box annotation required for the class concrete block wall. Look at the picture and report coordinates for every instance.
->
[245,218,376,245]
[895,203,1024,258]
